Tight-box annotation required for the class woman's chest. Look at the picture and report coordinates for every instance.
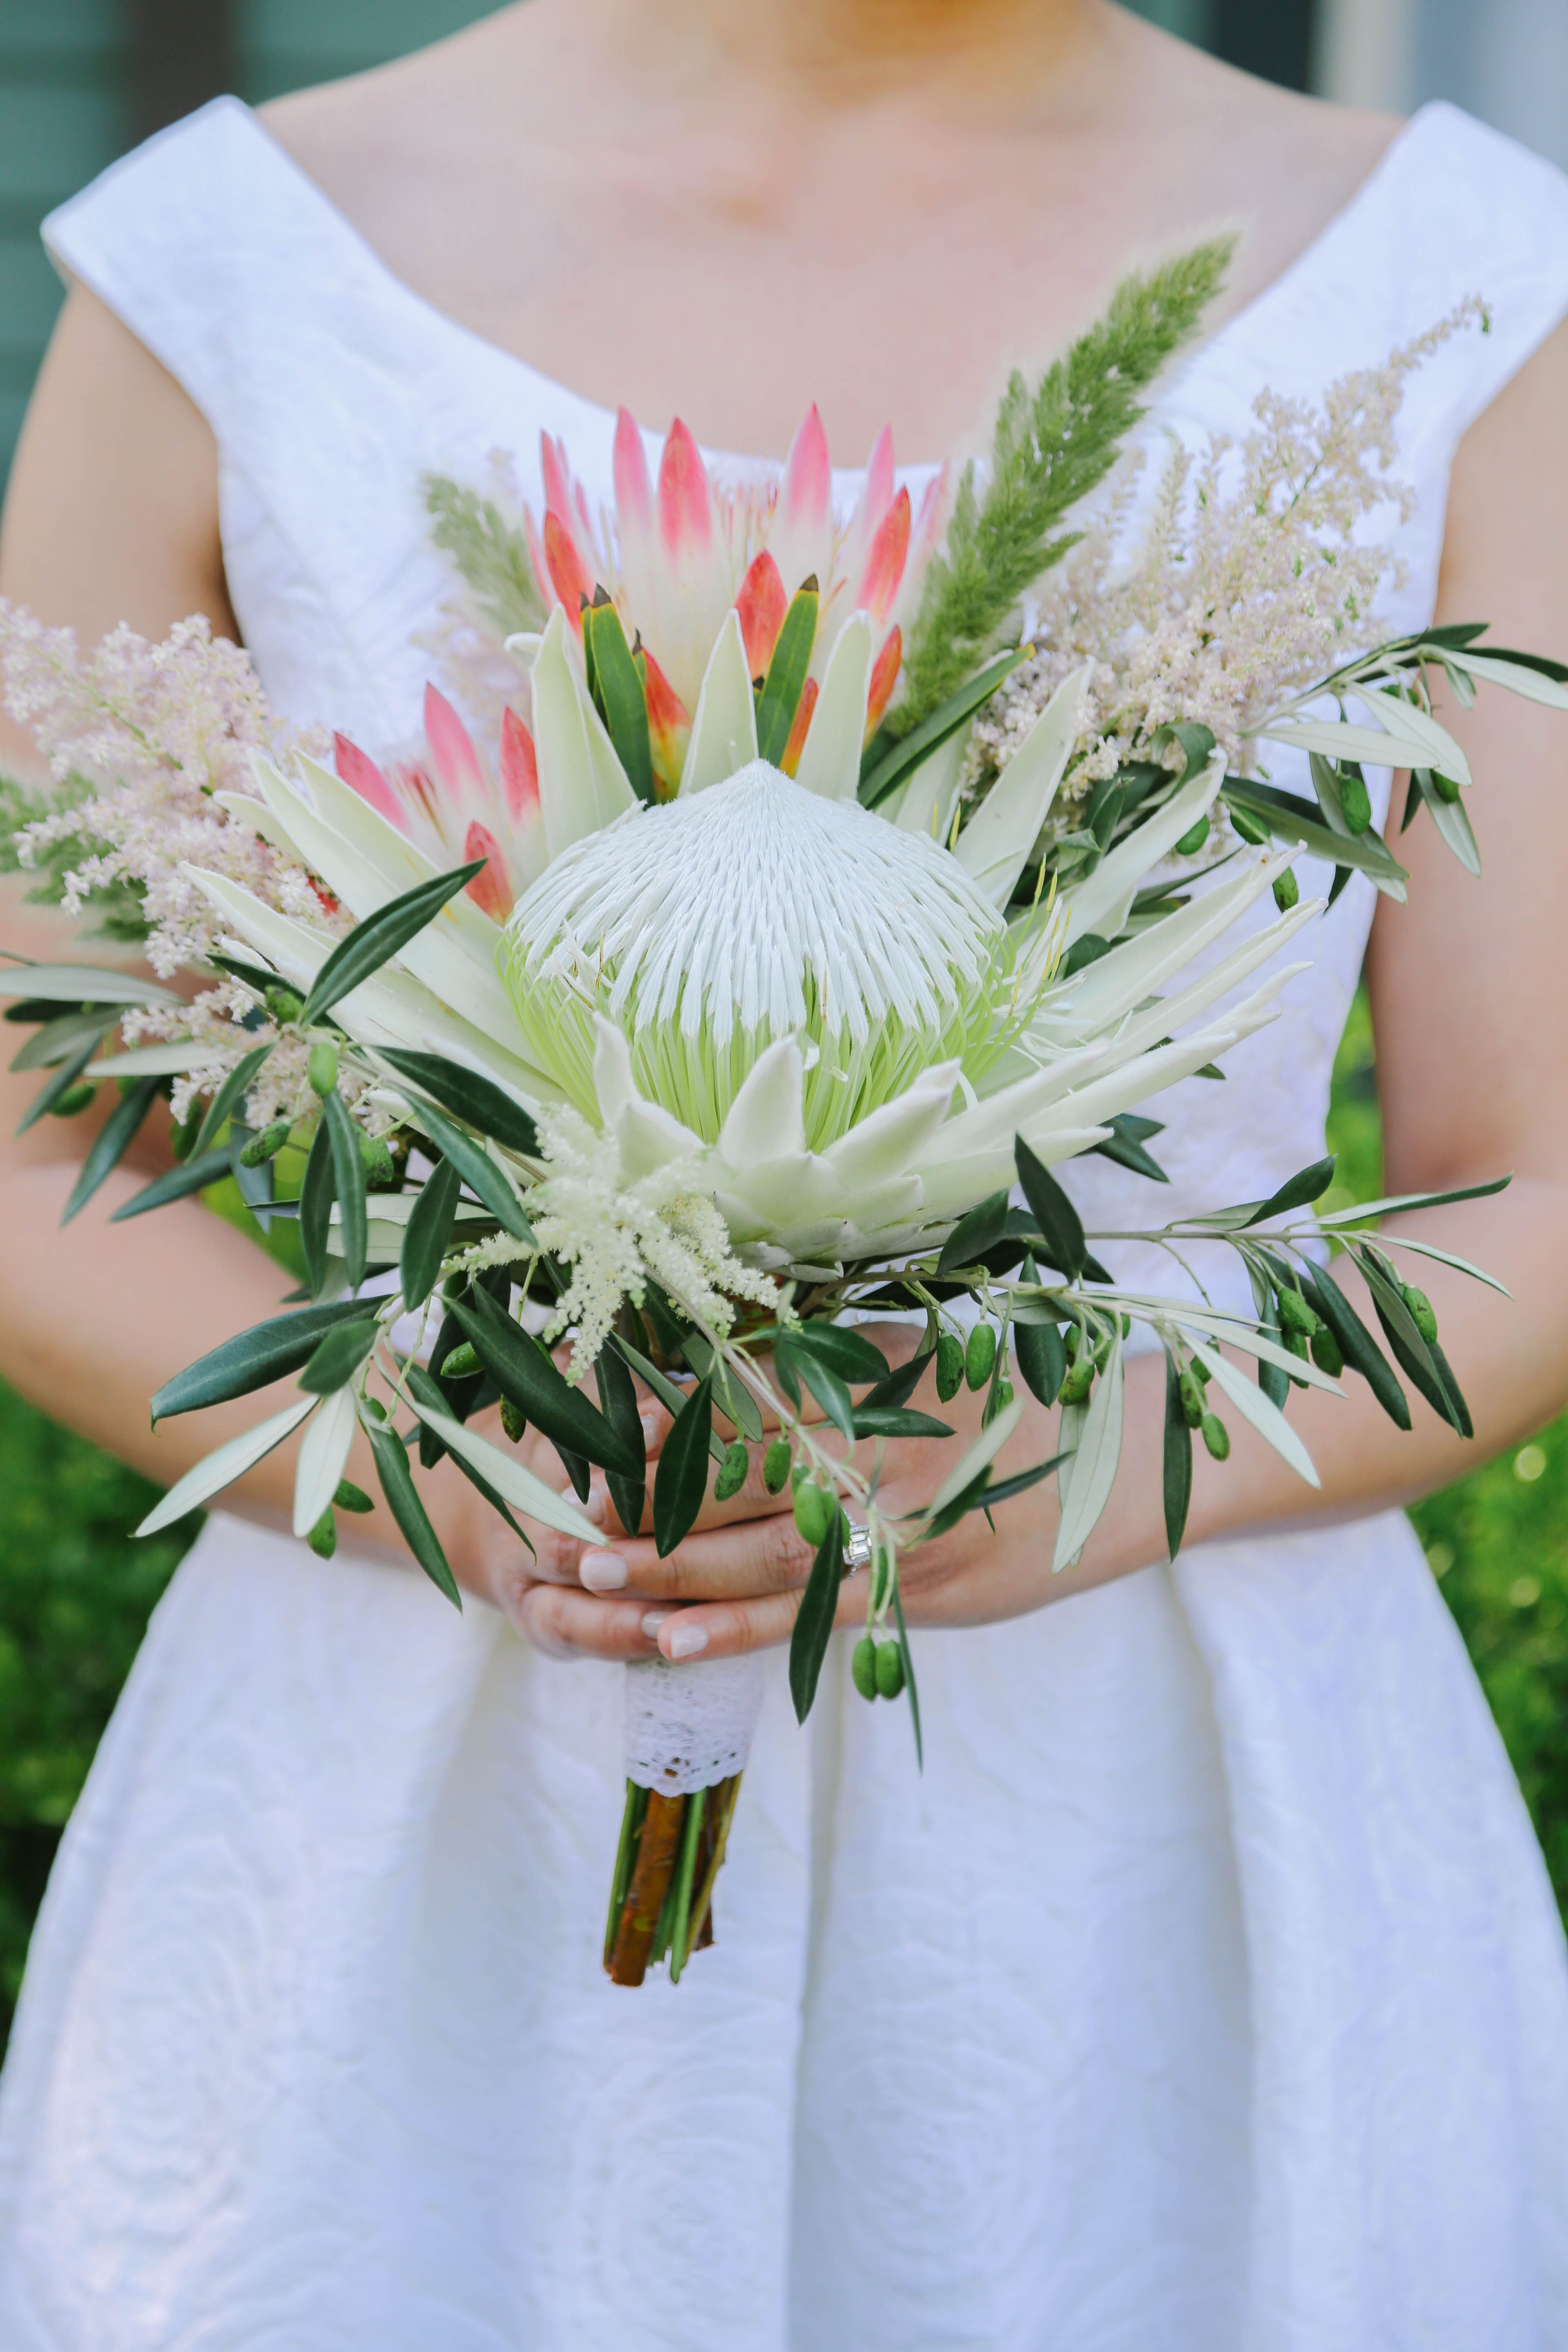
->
[266,105,1394,463]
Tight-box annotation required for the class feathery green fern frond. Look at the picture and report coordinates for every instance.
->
[893,237,1234,734]
[423,474,546,640]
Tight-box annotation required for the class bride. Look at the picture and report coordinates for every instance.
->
[2,2,1568,2342]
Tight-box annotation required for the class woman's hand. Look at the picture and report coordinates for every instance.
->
[502,1328,1174,1665]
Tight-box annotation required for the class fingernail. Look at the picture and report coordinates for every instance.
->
[585,1484,609,1527]
[641,1609,672,1640]
[640,1410,664,1448]
[667,1621,709,1660]
[580,1548,629,1592]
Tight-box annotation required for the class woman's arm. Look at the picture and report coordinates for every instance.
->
[0,289,564,1605]
[517,318,1568,1666]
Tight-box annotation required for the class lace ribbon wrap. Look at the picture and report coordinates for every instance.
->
[623,1653,766,1796]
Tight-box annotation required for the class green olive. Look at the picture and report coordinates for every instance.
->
[875,1640,906,1700]
[965,1323,997,1392]
[713,1440,750,1503]
[793,1481,836,1549]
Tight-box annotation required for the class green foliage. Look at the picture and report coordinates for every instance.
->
[422,473,546,640]
[894,238,1234,732]
[1412,1429,1568,1914]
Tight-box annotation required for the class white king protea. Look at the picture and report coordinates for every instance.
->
[192,646,1313,1317]
[494,751,1305,1276]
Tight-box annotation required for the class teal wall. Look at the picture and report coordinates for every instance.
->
[0,2,510,486]
[238,0,506,105]
[0,0,128,482]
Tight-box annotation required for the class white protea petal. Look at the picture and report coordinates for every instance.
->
[613,1097,706,1184]
[716,1036,807,1167]
[885,724,969,841]
[592,1017,642,1128]
[1036,851,1301,1041]
[236,760,527,1049]
[715,1154,848,1235]
[679,610,760,795]
[820,1062,960,1190]
[952,664,1088,908]
[267,752,432,895]
[216,784,318,871]
[1062,753,1226,945]
[906,1132,1111,1223]
[183,868,550,1096]
[532,607,629,859]
[1046,918,1317,1079]
[919,1022,1251,1179]
[793,611,873,800]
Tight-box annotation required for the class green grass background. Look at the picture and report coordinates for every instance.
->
[2,992,1566,2051]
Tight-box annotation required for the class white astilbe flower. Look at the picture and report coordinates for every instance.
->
[531,1104,778,1380]
[0,605,337,976]
[969,300,1486,838]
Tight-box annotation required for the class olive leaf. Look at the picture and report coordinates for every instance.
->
[366,1420,462,1609]
[1014,1136,1086,1278]
[61,1076,162,1225]
[298,860,484,1025]
[653,1373,714,1557]
[377,1047,541,1158]
[400,1155,462,1311]
[1162,1348,1193,1560]
[448,1287,641,1477]
[151,1298,383,1422]
[789,1514,847,1724]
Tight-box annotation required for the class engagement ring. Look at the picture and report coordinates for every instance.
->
[842,1519,874,1576]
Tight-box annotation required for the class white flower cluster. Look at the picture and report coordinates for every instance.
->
[0,606,350,1120]
[530,1104,779,1381]
[1,605,333,972]
[969,301,1484,833]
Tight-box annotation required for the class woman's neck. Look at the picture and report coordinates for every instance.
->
[567,0,1113,124]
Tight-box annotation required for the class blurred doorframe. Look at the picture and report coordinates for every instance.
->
[131,0,237,141]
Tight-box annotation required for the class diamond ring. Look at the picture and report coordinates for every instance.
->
[842,1519,874,1575]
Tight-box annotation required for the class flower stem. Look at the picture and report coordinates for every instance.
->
[686,1773,742,1954]
[603,1780,649,1968]
[666,1785,708,1984]
[606,1788,686,1986]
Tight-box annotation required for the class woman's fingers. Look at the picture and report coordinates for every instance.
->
[514,1550,870,1663]
[579,1493,818,1602]
[512,1578,670,1660]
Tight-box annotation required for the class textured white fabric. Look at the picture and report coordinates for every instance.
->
[2,95,1568,2352]
[624,1654,767,1795]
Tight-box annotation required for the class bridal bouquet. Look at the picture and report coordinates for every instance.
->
[5,241,1564,1984]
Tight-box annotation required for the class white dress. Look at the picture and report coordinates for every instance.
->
[3,96,1568,2352]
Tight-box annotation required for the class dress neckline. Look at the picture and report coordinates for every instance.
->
[229,94,1430,478]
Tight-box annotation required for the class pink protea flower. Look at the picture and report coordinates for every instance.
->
[335,684,545,922]
[530,405,944,749]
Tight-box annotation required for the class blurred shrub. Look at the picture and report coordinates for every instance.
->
[0,1395,191,2044]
